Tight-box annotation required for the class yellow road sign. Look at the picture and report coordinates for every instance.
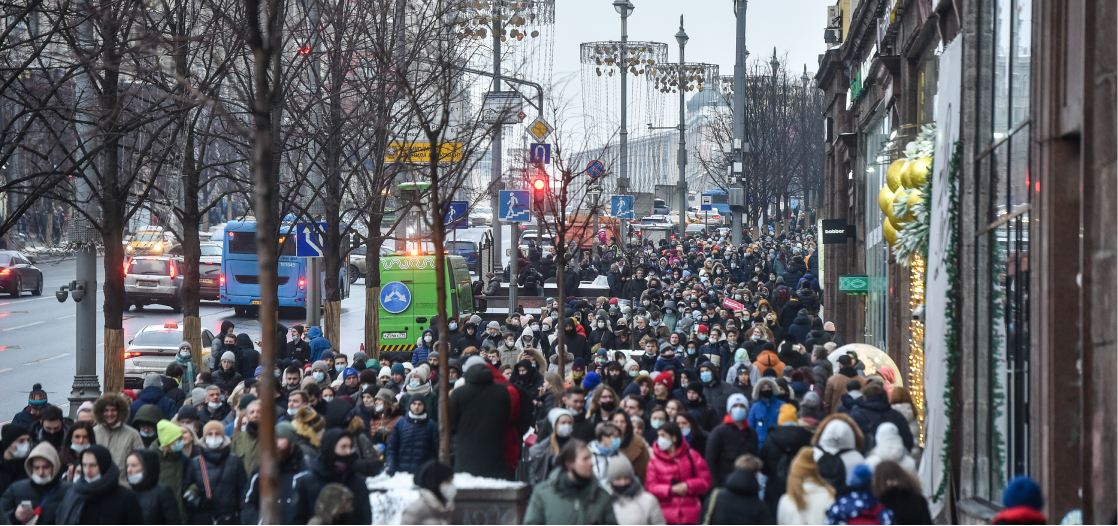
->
[385,143,464,163]
[527,117,553,141]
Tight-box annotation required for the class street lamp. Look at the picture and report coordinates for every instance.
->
[614,0,634,244]
[675,17,688,236]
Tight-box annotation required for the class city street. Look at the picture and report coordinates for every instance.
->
[0,256,371,424]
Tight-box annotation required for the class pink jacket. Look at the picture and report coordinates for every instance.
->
[645,440,713,525]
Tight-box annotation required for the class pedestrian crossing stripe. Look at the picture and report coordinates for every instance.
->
[378,344,416,353]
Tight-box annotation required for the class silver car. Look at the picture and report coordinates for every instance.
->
[124,323,215,389]
[124,256,184,312]
[348,244,394,283]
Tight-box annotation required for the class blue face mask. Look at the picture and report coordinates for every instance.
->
[698,334,708,341]
[730,406,748,422]
[449,322,458,330]
[650,419,665,429]
[171,439,186,452]
[700,371,713,383]
[335,364,345,372]
[686,348,696,355]
[409,380,421,389]
[312,372,325,382]
[140,430,155,438]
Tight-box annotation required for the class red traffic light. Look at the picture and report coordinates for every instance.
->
[532,179,546,191]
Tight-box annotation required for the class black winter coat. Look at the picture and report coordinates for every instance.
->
[879,488,933,524]
[131,449,180,524]
[701,468,774,525]
[183,445,247,524]
[849,397,916,452]
[243,447,311,524]
[0,477,71,525]
[448,365,512,479]
[386,414,439,475]
[562,331,591,365]
[290,444,373,525]
[759,423,815,513]
[788,315,813,345]
[778,299,805,332]
[56,464,144,525]
[704,420,759,488]
[0,458,26,500]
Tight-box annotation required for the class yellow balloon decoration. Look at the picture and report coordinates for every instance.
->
[886,160,906,192]
[893,187,913,223]
[902,157,931,188]
[907,187,924,210]
[883,217,897,246]
[878,186,896,218]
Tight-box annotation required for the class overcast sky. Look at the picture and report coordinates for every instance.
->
[553,0,834,93]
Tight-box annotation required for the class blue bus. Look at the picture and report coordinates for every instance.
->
[219,220,348,316]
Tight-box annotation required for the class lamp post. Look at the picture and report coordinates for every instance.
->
[613,0,633,244]
[731,0,748,245]
[674,17,688,238]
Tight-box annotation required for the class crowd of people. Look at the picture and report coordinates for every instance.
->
[0,227,1052,525]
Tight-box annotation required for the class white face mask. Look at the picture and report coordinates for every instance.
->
[207,401,221,410]
[657,436,674,451]
[287,407,299,417]
[85,473,101,483]
[127,472,144,485]
[597,321,605,329]
[71,443,90,453]
[204,437,223,449]
[11,443,29,458]
[556,423,573,437]
[440,483,457,502]
[424,335,433,343]
[31,473,51,485]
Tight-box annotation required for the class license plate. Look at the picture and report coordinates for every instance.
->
[138,281,158,287]
[251,300,261,305]
[382,332,407,339]
[200,279,215,285]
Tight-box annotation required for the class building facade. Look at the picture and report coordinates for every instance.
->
[816,0,1115,522]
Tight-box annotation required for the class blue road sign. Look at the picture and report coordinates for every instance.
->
[700,193,713,211]
[611,196,634,219]
[295,222,328,257]
[380,281,412,314]
[529,143,551,164]
[587,159,606,178]
[498,190,532,222]
[445,201,469,229]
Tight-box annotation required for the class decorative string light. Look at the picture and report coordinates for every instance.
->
[908,253,926,445]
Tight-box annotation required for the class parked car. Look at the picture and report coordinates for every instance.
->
[0,250,43,297]
[126,228,181,256]
[444,240,480,274]
[124,256,184,312]
[685,223,714,236]
[469,206,493,226]
[124,322,215,388]
[197,243,222,300]
[349,244,395,283]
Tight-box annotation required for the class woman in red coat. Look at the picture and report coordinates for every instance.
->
[645,420,713,525]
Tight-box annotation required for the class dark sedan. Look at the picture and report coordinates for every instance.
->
[444,240,480,275]
[0,250,43,297]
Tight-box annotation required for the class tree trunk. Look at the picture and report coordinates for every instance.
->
[103,328,125,394]
[365,237,382,359]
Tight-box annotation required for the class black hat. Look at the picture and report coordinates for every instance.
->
[1,424,29,452]
[176,404,200,421]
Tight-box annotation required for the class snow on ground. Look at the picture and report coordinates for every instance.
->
[366,472,526,524]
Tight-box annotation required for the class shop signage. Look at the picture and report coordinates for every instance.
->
[839,275,870,294]
[822,219,854,244]
[847,43,876,109]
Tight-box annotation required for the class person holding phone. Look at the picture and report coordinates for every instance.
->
[0,442,71,525]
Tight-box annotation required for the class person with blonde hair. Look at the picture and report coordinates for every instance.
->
[776,447,835,525]
[889,386,921,451]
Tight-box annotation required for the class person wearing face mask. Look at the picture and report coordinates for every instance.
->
[703,393,758,488]
[588,315,616,350]
[527,408,574,485]
[451,322,482,360]
[198,384,233,427]
[412,329,436,367]
[91,393,145,485]
[0,425,32,498]
[213,350,244,390]
[174,342,199,394]
[59,422,96,483]
[130,373,180,424]
[401,460,457,525]
[645,421,713,525]
[292,429,372,524]
[183,420,246,524]
[286,325,313,365]
[747,378,785,445]
[0,440,72,525]
[661,300,679,332]
[588,423,624,489]
[524,439,618,525]
[385,398,439,476]
[308,360,332,390]
[399,364,438,423]
[151,420,190,522]
[55,445,143,524]
[230,399,262,475]
[125,448,178,524]
[130,404,164,449]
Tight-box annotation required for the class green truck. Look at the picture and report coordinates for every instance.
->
[377,254,474,358]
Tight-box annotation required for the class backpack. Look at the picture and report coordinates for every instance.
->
[814,446,852,493]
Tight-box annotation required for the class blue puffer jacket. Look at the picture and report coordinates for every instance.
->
[411,329,435,366]
[747,378,785,444]
[385,413,439,475]
[307,327,332,363]
[129,385,179,422]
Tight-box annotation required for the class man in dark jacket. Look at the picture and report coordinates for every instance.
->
[777,298,805,333]
[0,442,71,525]
[448,358,513,479]
[129,373,180,422]
[849,384,915,451]
[55,445,144,524]
[291,429,373,525]
[698,361,739,422]
[704,394,758,488]
[130,448,180,525]
[243,422,309,524]
[452,322,483,359]
[9,384,48,430]
[235,333,260,381]
[161,363,188,410]
[701,465,775,525]
[561,318,591,365]
[759,408,814,514]
[787,311,814,345]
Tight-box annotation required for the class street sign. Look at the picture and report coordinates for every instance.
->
[445,201,469,229]
[611,196,634,219]
[587,160,606,178]
[380,281,412,313]
[839,275,869,294]
[384,143,463,163]
[481,92,523,125]
[295,222,328,257]
[700,193,713,211]
[517,111,527,121]
[529,143,551,164]
[526,117,553,141]
[498,190,532,222]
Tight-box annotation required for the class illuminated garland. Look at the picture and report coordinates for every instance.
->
[908,254,926,445]
[933,140,962,502]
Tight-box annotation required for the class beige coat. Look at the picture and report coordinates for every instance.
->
[92,394,145,484]
[400,488,454,525]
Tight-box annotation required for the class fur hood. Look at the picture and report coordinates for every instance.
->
[93,393,132,429]
[864,423,917,473]
[752,377,780,400]
[812,413,864,453]
[519,348,547,369]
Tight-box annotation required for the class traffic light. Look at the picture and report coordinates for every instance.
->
[530,173,553,214]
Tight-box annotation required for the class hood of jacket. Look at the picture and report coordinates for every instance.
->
[857,396,892,413]
[307,326,323,340]
[520,326,535,342]
[752,377,780,400]
[131,403,164,427]
[725,468,761,496]
[236,333,255,350]
[93,393,131,429]
[697,360,721,386]
[464,362,495,386]
[754,350,783,369]
[136,385,167,405]
[24,441,61,481]
[791,315,812,327]
[870,423,907,461]
[816,417,859,453]
[130,448,162,491]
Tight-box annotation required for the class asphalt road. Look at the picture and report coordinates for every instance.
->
[0,256,371,424]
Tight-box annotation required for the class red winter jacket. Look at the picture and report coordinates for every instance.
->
[645,439,713,525]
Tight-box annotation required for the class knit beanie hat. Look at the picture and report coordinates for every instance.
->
[463,356,487,373]
[143,373,162,389]
[275,421,298,443]
[777,403,799,425]
[221,351,236,363]
[342,367,358,380]
[654,371,674,389]
[391,363,407,376]
[607,455,635,482]
[582,371,601,391]
[202,420,225,438]
[176,404,199,421]
[190,388,207,406]
[156,420,183,448]
[1002,476,1044,510]
[320,350,335,362]
[295,407,325,432]
[374,389,397,404]
[238,393,258,410]
[1,424,29,453]
[312,360,329,372]
[547,407,573,428]
[27,384,48,406]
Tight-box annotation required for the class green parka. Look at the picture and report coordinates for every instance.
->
[523,468,618,525]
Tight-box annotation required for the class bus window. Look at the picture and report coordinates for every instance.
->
[229,232,297,256]
[451,292,458,317]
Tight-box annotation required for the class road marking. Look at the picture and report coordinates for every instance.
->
[23,353,69,365]
[55,314,76,320]
[2,321,45,331]
[0,368,11,373]
[0,346,20,351]
[0,296,58,306]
